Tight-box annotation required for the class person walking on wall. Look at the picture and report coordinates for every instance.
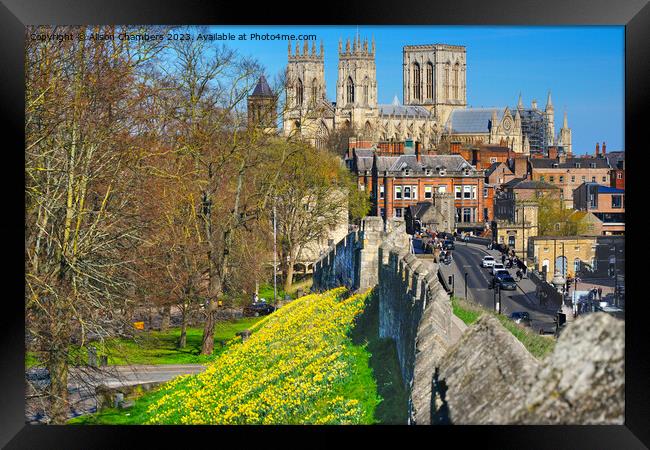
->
[598,287,603,300]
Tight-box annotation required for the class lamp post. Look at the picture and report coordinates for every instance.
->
[464,272,468,300]
[273,201,277,305]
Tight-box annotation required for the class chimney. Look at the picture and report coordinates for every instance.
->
[450,141,461,154]
[514,155,528,178]
[548,146,558,160]
[602,142,606,156]
[595,143,600,157]
[415,141,421,162]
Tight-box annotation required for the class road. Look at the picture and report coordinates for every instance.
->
[25,364,206,423]
[415,237,557,333]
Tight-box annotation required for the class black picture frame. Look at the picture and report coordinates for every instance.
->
[2,1,648,448]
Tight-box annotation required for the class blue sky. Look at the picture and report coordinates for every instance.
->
[205,26,624,154]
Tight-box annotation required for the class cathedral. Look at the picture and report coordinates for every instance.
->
[270,34,572,155]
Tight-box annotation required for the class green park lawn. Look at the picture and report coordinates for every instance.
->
[27,317,262,369]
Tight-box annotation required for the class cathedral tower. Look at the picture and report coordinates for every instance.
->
[558,111,572,156]
[335,34,378,137]
[247,75,277,132]
[283,39,327,137]
[545,91,555,147]
[403,44,466,125]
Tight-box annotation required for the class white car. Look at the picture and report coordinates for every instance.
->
[481,256,495,268]
[492,263,506,275]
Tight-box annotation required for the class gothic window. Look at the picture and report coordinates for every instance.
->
[426,62,433,100]
[364,121,372,138]
[445,62,451,101]
[346,76,355,104]
[412,62,421,102]
[363,76,369,105]
[296,78,303,107]
[311,78,318,105]
[453,63,460,100]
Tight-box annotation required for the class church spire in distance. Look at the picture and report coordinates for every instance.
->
[517,92,523,110]
[546,90,553,111]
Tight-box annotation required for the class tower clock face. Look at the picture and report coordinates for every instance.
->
[503,117,513,132]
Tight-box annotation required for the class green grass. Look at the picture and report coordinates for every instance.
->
[257,276,313,303]
[451,296,555,359]
[350,290,409,424]
[28,317,262,369]
[68,387,169,425]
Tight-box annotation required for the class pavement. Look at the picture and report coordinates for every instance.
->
[415,237,558,333]
[25,364,206,423]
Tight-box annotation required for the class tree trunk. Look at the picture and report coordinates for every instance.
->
[47,347,69,424]
[200,305,216,355]
[178,303,187,349]
[160,305,171,331]
[284,259,295,292]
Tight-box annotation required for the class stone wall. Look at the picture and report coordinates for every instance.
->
[430,313,624,425]
[376,243,464,424]
[312,216,408,292]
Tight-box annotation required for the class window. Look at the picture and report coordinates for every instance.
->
[455,186,462,199]
[463,208,472,223]
[412,63,421,102]
[559,176,564,182]
[617,172,622,179]
[582,176,586,182]
[590,163,596,168]
[395,186,402,199]
[484,207,489,221]
[403,186,412,199]
[404,169,411,176]
[453,63,460,99]
[508,235,515,246]
[379,185,385,199]
[571,176,575,182]
[549,176,555,182]
[425,169,432,176]
[490,157,497,163]
[602,176,607,182]
[426,62,433,100]
[589,194,596,208]
[540,176,545,182]
[483,187,488,198]
[592,176,596,182]
[438,186,447,193]
[296,78,303,106]
[425,186,433,199]
[395,208,403,218]
[612,195,622,208]
[346,76,354,104]
[463,185,472,199]
[575,163,581,168]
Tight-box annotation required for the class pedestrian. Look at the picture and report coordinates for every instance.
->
[516,269,522,281]
[501,254,506,264]
[597,287,602,300]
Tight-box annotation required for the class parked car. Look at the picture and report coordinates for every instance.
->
[481,255,495,268]
[496,274,517,290]
[243,301,276,317]
[491,263,505,275]
[443,239,455,250]
[510,311,532,326]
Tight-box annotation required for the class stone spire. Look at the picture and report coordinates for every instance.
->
[371,35,375,55]
[320,40,324,57]
[288,40,292,57]
[346,38,350,53]
[523,135,530,154]
[491,109,498,130]
[545,91,553,111]
[363,38,368,54]
[303,39,308,55]
[517,93,523,110]
[392,94,400,106]
[531,99,538,110]
[514,109,521,127]
[295,42,300,57]
[563,110,568,128]
[339,38,342,53]
[311,41,316,56]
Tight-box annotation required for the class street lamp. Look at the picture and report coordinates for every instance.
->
[464,272,468,300]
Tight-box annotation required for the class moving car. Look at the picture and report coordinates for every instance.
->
[442,239,455,250]
[481,255,495,268]
[491,263,505,275]
[243,301,276,317]
[510,311,532,327]
[496,274,517,290]
[490,270,511,289]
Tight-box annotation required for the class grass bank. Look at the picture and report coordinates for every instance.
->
[71,287,380,425]
[28,317,262,369]
[451,296,555,359]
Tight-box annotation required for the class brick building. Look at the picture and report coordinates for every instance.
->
[527,236,597,279]
[529,153,610,207]
[573,182,625,235]
[605,150,625,190]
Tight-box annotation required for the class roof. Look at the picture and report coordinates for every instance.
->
[596,185,624,194]
[374,154,475,174]
[445,108,505,134]
[378,104,431,118]
[605,151,625,169]
[485,161,513,178]
[251,75,273,97]
[530,157,610,169]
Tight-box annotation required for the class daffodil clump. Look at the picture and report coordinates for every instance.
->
[145,287,379,424]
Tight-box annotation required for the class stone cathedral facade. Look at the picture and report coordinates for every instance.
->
[280,35,572,155]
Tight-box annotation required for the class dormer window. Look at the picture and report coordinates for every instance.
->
[575,163,581,168]
[424,168,432,176]
[552,163,559,168]
[404,169,411,176]
[590,163,596,168]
